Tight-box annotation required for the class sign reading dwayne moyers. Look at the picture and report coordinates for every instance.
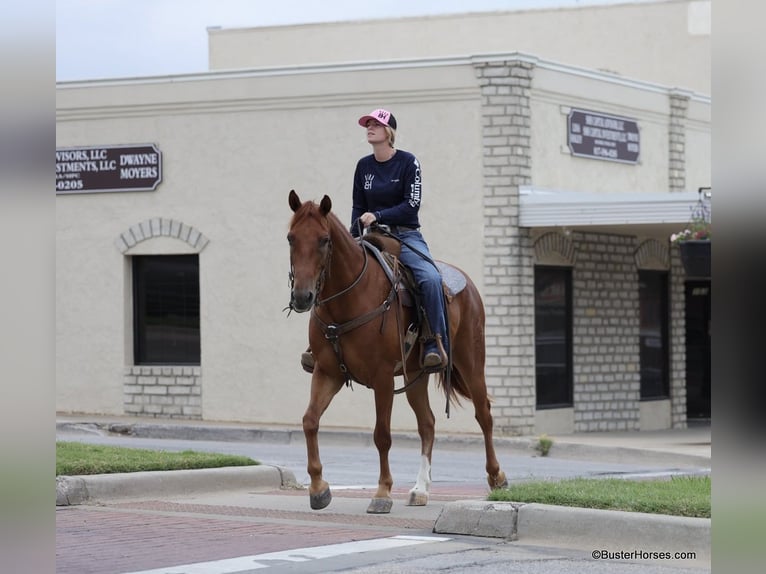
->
[56,144,162,194]
[567,109,640,164]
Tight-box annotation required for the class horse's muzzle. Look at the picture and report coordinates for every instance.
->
[290,289,315,313]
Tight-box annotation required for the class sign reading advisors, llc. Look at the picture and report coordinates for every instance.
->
[56,144,162,194]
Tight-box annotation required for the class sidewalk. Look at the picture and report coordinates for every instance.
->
[56,414,711,563]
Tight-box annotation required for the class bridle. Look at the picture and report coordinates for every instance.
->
[286,234,370,313]
[316,239,369,306]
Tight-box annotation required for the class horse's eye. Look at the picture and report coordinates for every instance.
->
[287,233,294,245]
[319,236,330,248]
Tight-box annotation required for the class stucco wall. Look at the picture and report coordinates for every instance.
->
[56,64,487,432]
[529,66,672,194]
[684,98,713,194]
[209,1,710,95]
[56,51,710,434]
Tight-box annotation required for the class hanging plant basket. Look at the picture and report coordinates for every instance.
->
[679,240,711,278]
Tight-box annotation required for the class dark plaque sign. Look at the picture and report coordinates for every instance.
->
[56,144,162,194]
[567,109,640,164]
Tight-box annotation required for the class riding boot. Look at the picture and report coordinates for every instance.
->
[301,347,314,374]
[421,334,448,371]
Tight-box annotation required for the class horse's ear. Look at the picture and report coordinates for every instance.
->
[289,189,302,213]
[319,195,332,216]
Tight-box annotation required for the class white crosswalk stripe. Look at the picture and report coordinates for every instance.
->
[122,535,451,574]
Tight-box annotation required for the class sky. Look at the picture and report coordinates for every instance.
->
[55,0,660,82]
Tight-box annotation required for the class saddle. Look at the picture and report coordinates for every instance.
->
[362,231,467,304]
[361,231,467,368]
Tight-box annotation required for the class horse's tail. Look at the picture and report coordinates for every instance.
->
[437,365,469,406]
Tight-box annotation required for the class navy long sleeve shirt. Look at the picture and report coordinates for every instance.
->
[350,150,422,237]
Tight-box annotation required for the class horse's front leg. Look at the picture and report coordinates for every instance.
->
[303,370,344,510]
[405,377,434,506]
[367,378,395,514]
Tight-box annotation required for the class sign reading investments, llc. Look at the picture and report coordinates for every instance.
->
[56,144,162,194]
[567,109,640,164]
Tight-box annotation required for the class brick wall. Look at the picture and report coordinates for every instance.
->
[123,366,202,419]
[475,60,691,435]
[669,248,688,428]
[572,233,641,432]
[475,57,537,435]
[669,91,688,193]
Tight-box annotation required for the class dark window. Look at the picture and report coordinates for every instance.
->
[685,281,710,418]
[535,266,573,408]
[133,255,200,365]
[639,271,669,399]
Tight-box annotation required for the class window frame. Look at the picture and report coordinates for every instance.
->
[132,254,201,366]
[638,270,670,400]
[534,265,574,409]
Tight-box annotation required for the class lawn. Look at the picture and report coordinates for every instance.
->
[56,441,258,476]
[488,475,710,518]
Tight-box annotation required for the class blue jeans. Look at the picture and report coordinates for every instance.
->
[397,230,448,356]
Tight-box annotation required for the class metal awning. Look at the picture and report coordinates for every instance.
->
[519,187,705,240]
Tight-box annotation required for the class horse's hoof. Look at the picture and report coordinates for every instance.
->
[366,497,393,514]
[488,471,508,490]
[310,487,332,510]
[407,490,429,506]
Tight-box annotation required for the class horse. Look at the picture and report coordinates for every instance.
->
[286,189,507,514]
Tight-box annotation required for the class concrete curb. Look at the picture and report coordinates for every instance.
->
[56,465,299,506]
[432,500,526,540]
[434,500,710,561]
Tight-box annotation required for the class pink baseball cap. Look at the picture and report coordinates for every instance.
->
[358,108,397,130]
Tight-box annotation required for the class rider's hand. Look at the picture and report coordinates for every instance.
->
[360,212,377,228]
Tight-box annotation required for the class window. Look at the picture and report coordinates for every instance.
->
[133,255,200,365]
[535,266,573,408]
[639,271,669,399]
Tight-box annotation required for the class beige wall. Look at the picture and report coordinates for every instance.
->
[684,98,713,192]
[209,1,710,95]
[56,64,486,431]
[56,49,710,433]
[530,65,672,193]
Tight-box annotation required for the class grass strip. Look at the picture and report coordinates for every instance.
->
[57,441,259,476]
[488,475,710,518]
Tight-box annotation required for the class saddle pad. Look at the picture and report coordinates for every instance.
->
[436,261,467,298]
[365,239,467,300]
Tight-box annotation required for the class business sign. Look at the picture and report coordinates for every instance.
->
[56,144,162,194]
[567,109,640,164]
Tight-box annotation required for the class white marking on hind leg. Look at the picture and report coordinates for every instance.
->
[407,455,431,506]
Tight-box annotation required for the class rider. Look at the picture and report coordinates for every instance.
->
[301,108,448,373]
[350,108,448,370]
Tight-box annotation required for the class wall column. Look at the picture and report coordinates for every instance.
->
[669,91,689,192]
[474,57,536,435]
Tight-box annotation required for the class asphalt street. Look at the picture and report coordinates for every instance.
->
[55,429,704,488]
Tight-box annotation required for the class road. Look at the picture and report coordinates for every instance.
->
[55,428,703,489]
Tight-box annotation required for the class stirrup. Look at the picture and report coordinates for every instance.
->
[422,351,446,370]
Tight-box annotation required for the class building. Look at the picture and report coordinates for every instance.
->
[56,1,711,434]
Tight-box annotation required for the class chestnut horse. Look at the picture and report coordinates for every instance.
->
[287,190,507,513]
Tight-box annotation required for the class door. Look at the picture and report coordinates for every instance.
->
[685,280,711,419]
